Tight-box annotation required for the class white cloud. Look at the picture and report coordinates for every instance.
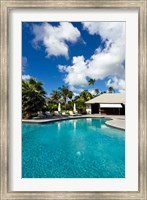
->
[58,22,125,93]
[82,22,125,79]
[58,65,67,72]
[22,74,31,80]
[89,89,97,96]
[106,76,125,93]
[32,22,80,58]
[73,92,80,97]
[82,22,125,43]
[58,56,88,87]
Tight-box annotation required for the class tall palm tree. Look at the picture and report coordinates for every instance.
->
[95,88,99,96]
[68,90,74,100]
[88,78,95,86]
[58,86,73,110]
[108,86,115,93]
[22,78,46,119]
[50,90,61,103]
[88,78,96,96]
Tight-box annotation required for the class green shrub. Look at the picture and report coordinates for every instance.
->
[46,103,58,112]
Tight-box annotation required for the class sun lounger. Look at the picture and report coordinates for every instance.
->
[69,111,82,116]
[33,111,46,119]
[54,111,61,116]
[69,111,77,116]
[62,111,69,116]
[45,111,53,118]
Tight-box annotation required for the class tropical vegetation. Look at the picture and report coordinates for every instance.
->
[22,77,116,118]
[58,86,73,110]
[50,90,61,103]
[73,90,93,114]
[22,78,46,119]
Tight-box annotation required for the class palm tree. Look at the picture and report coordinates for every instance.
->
[58,86,73,110]
[74,95,80,102]
[88,78,97,96]
[22,78,46,119]
[50,90,61,103]
[74,90,93,114]
[88,78,95,86]
[88,78,95,85]
[68,90,74,100]
[108,86,115,93]
[80,90,93,101]
[100,91,106,95]
[95,88,99,96]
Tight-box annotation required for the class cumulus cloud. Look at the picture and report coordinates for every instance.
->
[82,22,125,43]
[106,76,125,93]
[89,89,97,96]
[32,22,80,58]
[58,56,88,87]
[22,74,31,80]
[58,22,125,93]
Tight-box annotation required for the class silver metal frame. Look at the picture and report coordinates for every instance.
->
[0,0,146,199]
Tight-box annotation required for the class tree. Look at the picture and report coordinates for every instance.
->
[88,78,95,86]
[22,78,46,119]
[50,90,61,103]
[80,90,93,101]
[100,91,106,95]
[88,78,97,97]
[68,90,74,100]
[74,95,80,102]
[108,86,115,93]
[58,86,73,110]
[74,90,93,114]
[94,88,99,96]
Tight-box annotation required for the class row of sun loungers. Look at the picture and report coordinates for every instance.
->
[34,111,81,119]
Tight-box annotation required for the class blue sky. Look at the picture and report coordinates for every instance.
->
[22,22,125,97]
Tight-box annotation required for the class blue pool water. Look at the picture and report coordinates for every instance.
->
[22,118,125,178]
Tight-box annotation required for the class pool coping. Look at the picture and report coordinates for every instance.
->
[22,114,125,130]
[105,120,125,131]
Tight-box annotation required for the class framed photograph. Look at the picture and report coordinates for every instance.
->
[0,0,147,199]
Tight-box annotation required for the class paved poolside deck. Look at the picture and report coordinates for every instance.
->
[105,118,125,130]
[22,114,125,130]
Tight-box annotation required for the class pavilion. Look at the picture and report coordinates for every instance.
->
[85,93,125,115]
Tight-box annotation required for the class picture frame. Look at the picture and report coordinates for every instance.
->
[0,0,146,199]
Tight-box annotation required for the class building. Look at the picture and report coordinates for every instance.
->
[85,93,125,115]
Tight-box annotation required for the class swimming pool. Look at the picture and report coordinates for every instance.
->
[22,118,125,178]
